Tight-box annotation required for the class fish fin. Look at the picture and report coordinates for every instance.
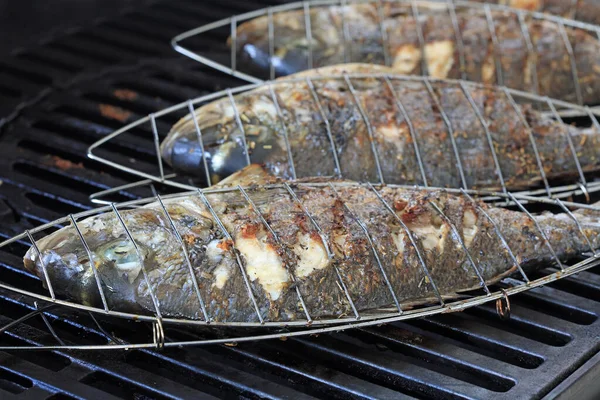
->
[293,176,355,184]
[212,164,279,188]
[573,200,600,220]
[570,201,600,253]
[285,63,394,79]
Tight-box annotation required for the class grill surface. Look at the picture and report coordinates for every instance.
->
[0,1,599,399]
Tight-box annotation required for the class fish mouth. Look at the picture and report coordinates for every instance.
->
[23,248,37,275]
[22,228,70,276]
[21,235,112,309]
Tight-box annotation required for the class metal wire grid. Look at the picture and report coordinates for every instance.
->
[88,73,600,200]
[0,182,599,350]
[171,0,600,106]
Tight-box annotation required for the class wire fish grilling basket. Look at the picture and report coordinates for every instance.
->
[88,73,600,200]
[0,182,599,351]
[171,0,600,108]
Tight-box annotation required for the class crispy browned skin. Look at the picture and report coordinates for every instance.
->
[476,0,600,25]
[23,167,600,323]
[161,65,600,190]
[232,2,600,104]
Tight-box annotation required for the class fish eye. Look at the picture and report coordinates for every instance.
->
[101,240,144,284]
[103,240,137,264]
[113,245,131,255]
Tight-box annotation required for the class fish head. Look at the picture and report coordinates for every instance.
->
[161,95,289,183]
[232,11,329,77]
[231,5,385,77]
[22,214,155,310]
[160,124,251,184]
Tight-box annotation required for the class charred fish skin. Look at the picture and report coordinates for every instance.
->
[161,65,600,190]
[23,170,600,323]
[475,0,600,26]
[231,3,600,104]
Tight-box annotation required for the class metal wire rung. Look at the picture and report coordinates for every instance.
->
[267,8,276,80]
[376,0,391,66]
[237,185,313,323]
[327,182,402,313]
[446,0,467,81]
[410,0,428,76]
[110,204,163,319]
[367,182,445,305]
[187,100,212,186]
[268,83,297,180]
[428,201,492,295]
[69,215,110,312]
[227,89,251,167]
[282,182,360,319]
[340,0,351,63]
[25,230,55,301]
[483,4,503,87]
[34,301,66,346]
[507,193,565,271]
[459,81,507,194]
[501,88,551,197]
[196,189,264,323]
[302,1,313,69]
[545,98,588,188]
[460,189,529,283]
[422,79,468,189]
[304,77,342,177]
[555,198,598,257]
[344,74,385,184]
[557,21,584,106]
[155,195,210,322]
[150,113,166,182]
[230,17,237,73]
[517,11,540,97]
[383,76,428,187]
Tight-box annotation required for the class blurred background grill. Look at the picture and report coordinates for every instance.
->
[0,1,599,399]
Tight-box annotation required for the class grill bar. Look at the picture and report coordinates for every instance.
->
[0,1,598,399]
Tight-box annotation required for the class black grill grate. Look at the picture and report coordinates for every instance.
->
[0,1,599,399]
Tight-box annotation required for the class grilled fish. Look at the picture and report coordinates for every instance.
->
[231,1,600,103]
[23,165,600,323]
[160,64,600,190]
[473,0,600,25]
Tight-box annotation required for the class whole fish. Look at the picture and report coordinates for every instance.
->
[231,1,600,104]
[22,165,600,323]
[473,0,600,25]
[160,64,600,190]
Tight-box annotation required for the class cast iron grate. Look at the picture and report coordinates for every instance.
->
[0,0,598,399]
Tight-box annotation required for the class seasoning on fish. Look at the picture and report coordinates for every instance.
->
[473,0,600,25]
[22,165,600,323]
[160,64,600,190]
[230,1,600,104]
